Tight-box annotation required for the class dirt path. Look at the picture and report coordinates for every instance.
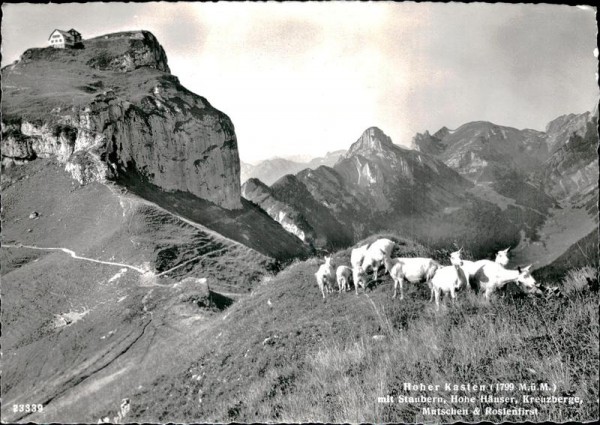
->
[2,242,224,282]
[2,243,148,273]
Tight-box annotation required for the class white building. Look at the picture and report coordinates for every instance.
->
[48,29,82,49]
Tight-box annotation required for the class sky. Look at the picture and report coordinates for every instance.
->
[2,2,598,163]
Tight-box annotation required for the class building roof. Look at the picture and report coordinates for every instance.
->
[48,29,80,41]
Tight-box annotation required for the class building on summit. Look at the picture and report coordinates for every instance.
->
[48,29,82,49]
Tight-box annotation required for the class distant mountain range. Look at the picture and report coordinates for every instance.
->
[243,110,598,265]
[240,150,345,185]
[1,27,597,424]
[245,127,514,255]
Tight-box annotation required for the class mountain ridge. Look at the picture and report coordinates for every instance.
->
[2,30,242,210]
[240,150,346,185]
[245,126,529,256]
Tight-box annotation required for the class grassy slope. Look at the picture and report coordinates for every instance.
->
[118,171,311,262]
[2,36,164,122]
[0,159,279,423]
[122,235,599,423]
[0,159,274,290]
[2,41,311,263]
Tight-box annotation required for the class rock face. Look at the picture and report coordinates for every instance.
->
[85,31,170,73]
[414,111,598,210]
[544,111,594,153]
[412,130,445,156]
[242,178,316,244]
[425,121,549,183]
[2,30,241,210]
[335,127,471,214]
[536,111,599,211]
[242,176,353,250]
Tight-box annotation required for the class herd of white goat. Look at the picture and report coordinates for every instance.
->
[314,238,541,309]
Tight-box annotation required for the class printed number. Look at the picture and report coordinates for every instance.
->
[496,383,515,391]
[12,404,43,413]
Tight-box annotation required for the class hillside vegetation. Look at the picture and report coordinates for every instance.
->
[118,234,599,423]
[0,159,288,423]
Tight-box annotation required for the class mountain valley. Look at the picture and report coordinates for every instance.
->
[1,27,598,424]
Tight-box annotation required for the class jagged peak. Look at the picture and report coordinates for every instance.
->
[433,126,451,140]
[344,126,395,158]
[362,126,393,144]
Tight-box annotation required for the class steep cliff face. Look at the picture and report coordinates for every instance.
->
[411,130,445,156]
[241,178,316,245]
[437,122,548,183]
[2,30,241,210]
[335,127,471,214]
[536,112,599,211]
[242,176,353,250]
[544,111,594,153]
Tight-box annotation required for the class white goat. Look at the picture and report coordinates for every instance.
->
[456,247,511,291]
[473,262,539,299]
[355,238,395,289]
[315,256,335,299]
[385,256,441,300]
[351,244,370,295]
[336,266,353,293]
[430,249,469,311]
[495,247,510,267]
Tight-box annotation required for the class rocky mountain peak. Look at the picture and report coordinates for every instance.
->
[544,110,594,153]
[88,30,170,73]
[344,126,394,158]
[411,129,445,156]
[433,126,451,140]
[2,30,242,210]
[16,30,171,74]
